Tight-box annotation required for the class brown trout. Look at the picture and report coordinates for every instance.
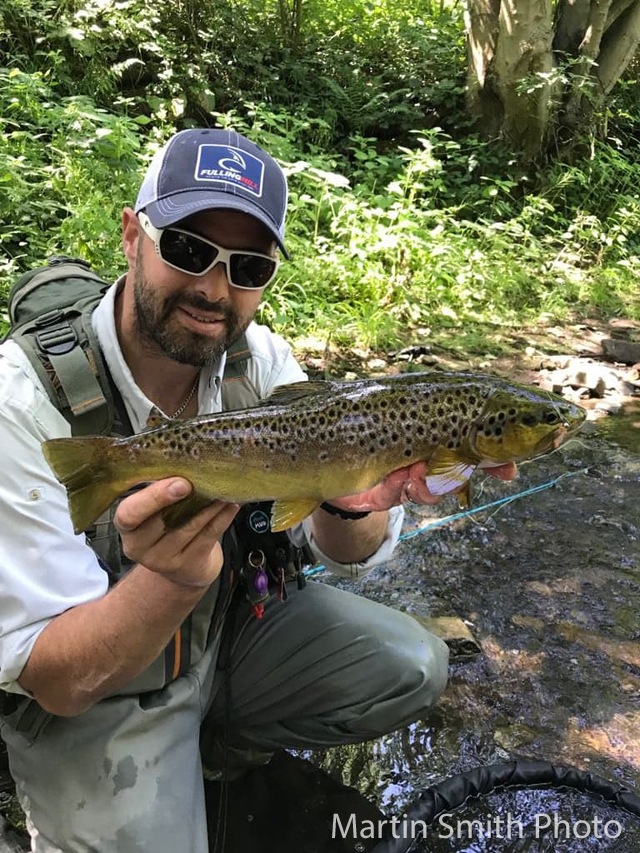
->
[42,372,586,534]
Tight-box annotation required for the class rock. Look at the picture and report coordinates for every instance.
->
[537,374,556,393]
[566,368,607,398]
[564,385,591,402]
[409,614,483,659]
[393,345,439,366]
[545,355,572,370]
[602,339,640,365]
[540,358,625,399]
[608,318,640,332]
[594,400,623,415]
[626,363,640,388]
[0,816,28,852]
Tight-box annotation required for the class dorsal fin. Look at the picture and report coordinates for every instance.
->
[258,379,336,406]
[144,413,169,429]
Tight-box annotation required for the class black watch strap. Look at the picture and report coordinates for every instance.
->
[320,502,372,521]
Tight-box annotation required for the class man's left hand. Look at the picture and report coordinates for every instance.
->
[327,461,518,514]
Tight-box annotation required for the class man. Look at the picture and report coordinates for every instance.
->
[0,128,514,852]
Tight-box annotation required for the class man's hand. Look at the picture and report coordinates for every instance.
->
[114,478,239,588]
[327,461,518,514]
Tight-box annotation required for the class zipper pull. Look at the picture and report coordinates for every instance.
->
[246,549,269,619]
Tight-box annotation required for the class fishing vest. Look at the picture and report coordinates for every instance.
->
[88,359,310,697]
[3,258,312,704]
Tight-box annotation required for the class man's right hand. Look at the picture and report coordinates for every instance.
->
[114,478,239,588]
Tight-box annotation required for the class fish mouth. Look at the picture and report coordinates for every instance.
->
[536,424,570,454]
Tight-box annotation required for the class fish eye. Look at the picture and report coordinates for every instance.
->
[543,411,561,425]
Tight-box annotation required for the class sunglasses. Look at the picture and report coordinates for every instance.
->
[137,212,280,290]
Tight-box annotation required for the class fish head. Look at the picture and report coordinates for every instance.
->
[470,385,586,464]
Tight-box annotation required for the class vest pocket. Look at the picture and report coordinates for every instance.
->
[0,693,54,744]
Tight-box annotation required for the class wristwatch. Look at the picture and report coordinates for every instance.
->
[320,502,372,520]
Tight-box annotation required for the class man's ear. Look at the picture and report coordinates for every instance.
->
[122,207,140,267]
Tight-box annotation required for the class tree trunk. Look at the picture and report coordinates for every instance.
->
[464,0,640,161]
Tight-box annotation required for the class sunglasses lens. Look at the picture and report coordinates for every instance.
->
[230,254,278,289]
[153,222,278,287]
[159,231,218,275]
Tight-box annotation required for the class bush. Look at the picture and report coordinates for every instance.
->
[1,1,638,346]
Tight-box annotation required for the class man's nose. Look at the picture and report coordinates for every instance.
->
[193,261,230,299]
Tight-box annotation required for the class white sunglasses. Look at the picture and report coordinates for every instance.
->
[138,212,280,290]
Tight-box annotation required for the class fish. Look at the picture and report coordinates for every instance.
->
[41,371,586,535]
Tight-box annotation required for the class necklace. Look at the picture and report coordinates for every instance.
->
[169,372,200,419]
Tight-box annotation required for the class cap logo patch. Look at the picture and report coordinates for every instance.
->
[195,145,264,197]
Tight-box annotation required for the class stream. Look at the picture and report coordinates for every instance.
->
[309,414,640,850]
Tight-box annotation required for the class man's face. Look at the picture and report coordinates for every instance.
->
[131,209,275,366]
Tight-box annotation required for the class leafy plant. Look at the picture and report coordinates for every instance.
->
[0,0,638,350]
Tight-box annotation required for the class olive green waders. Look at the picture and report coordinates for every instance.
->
[1,582,449,852]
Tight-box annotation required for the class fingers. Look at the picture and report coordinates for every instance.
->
[114,478,239,585]
[330,462,443,513]
[115,478,192,533]
[401,462,442,505]
[330,458,519,515]
[479,461,518,481]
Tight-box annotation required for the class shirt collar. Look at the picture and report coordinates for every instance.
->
[91,278,226,433]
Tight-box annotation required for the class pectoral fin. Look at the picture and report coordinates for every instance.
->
[455,481,472,509]
[144,414,169,429]
[425,446,477,497]
[271,498,321,532]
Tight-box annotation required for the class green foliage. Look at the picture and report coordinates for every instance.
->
[0,67,148,280]
[0,0,638,348]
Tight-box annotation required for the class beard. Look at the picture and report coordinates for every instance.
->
[132,267,252,367]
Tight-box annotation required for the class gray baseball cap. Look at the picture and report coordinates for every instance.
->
[135,128,289,256]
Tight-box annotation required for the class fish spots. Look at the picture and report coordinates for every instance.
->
[126,374,558,487]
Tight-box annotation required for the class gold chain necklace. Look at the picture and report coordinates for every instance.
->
[169,372,200,419]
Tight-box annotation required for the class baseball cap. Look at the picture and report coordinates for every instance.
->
[135,128,289,257]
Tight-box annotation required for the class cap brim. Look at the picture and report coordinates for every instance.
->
[143,192,289,259]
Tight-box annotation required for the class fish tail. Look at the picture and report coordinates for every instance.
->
[42,436,130,534]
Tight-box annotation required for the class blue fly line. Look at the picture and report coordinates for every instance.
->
[303,468,588,579]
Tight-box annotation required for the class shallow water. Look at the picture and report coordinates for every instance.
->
[409,789,640,852]
[596,402,640,454]
[310,430,640,851]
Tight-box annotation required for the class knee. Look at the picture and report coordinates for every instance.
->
[382,622,450,709]
[353,619,449,737]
